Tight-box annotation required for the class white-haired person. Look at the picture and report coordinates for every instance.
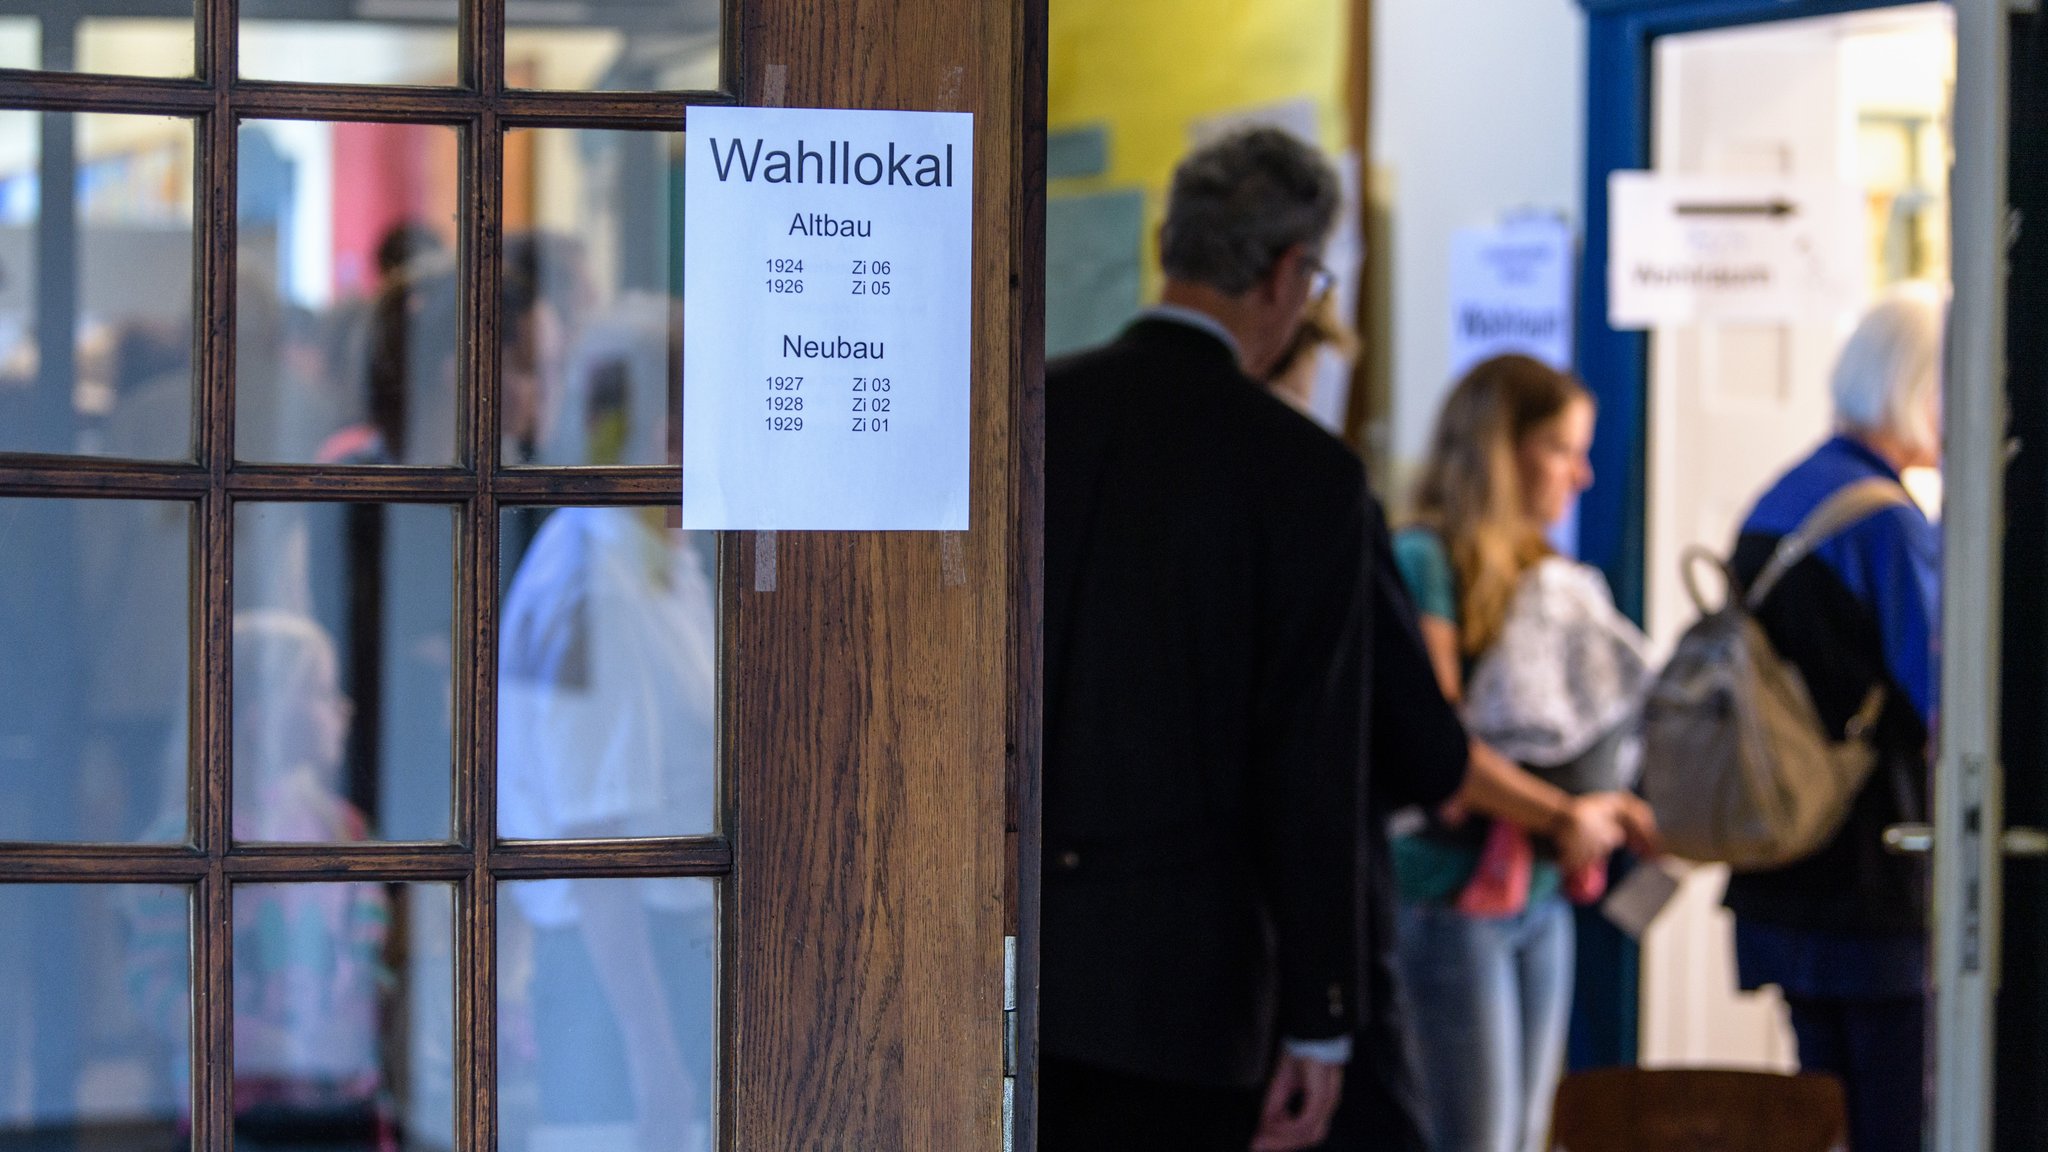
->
[1723,282,1945,1152]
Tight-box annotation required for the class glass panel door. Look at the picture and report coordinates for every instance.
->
[0,1,729,1149]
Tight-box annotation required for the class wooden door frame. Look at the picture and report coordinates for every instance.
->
[723,0,1044,1147]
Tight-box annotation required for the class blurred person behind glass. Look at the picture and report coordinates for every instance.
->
[85,318,195,839]
[497,301,715,1152]
[1719,284,1945,1152]
[1391,355,1655,1152]
[128,611,393,1147]
[312,220,452,464]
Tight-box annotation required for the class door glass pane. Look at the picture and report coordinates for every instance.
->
[0,112,196,460]
[0,498,190,844]
[506,3,720,92]
[0,10,197,78]
[236,119,461,465]
[0,20,31,69]
[498,878,716,1152]
[0,884,191,1149]
[503,129,679,467]
[239,14,457,87]
[78,17,196,78]
[498,508,716,841]
[233,882,454,1152]
[235,502,456,843]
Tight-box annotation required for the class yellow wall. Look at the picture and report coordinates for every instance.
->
[1048,0,1352,300]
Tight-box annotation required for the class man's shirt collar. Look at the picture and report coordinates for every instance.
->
[1139,303,1243,368]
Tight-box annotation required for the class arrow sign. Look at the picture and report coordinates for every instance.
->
[1673,199,1798,219]
[1609,172,1862,327]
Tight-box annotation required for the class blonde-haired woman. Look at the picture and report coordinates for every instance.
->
[1391,354,1654,1152]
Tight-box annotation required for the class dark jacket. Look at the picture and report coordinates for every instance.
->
[1725,437,1936,938]
[1042,317,1370,1087]
[1321,501,1469,1151]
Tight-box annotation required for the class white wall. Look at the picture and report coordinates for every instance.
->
[1371,0,1586,492]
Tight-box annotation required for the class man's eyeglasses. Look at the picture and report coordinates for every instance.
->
[1304,255,1335,300]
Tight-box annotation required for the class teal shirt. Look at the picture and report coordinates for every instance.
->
[1389,529,1561,905]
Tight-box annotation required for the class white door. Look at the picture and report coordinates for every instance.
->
[1637,2,1955,1071]
[1638,14,1856,1072]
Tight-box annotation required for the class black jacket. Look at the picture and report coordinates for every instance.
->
[1042,318,1370,1087]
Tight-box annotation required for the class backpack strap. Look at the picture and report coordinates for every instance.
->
[1742,477,1914,612]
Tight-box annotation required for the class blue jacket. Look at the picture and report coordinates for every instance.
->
[1725,436,1939,994]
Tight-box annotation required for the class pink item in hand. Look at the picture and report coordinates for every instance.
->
[1455,819,1534,918]
[1565,858,1609,905]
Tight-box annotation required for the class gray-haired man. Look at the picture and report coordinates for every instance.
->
[1042,127,1370,1151]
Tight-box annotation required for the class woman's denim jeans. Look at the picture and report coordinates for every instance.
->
[1393,894,1575,1152]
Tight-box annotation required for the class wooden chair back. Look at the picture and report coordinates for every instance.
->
[1550,1067,1849,1152]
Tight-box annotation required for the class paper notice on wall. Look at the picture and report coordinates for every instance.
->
[682,105,974,530]
[1607,172,1864,329]
[1448,216,1576,376]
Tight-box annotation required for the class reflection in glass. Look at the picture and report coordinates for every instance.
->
[0,885,190,1148]
[0,498,189,844]
[0,21,31,70]
[78,18,196,78]
[230,882,454,1151]
[0,111,196,459]
[239,17,456,87]
[0,10,198,78]
[504,129,680,468]
[237,119,461,465]
[498,878,716,1152]
[506,1,719,92]
[498,508,717,841]
[0,17,202,79]
[236,503,455,843]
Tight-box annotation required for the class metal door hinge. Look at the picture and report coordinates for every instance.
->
[1004,935,1019,1074]
[1003,935,1018,1152]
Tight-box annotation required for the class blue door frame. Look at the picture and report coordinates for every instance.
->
[1575,0,1938,618]
[1568,0,1938,1070]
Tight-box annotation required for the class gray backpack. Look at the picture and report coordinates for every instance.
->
[1638,479,1909,871]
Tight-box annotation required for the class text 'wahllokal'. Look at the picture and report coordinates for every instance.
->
[707,138,957,188]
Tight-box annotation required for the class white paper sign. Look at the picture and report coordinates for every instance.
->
[683,106,973,530]
[1448,216,1575,376]
[1608,172,1864,328]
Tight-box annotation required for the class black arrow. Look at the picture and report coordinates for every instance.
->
[1674,199,1798,218]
